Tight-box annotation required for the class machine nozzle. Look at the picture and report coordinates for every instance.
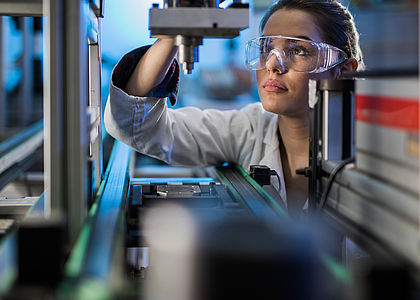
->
[175,35,203,75]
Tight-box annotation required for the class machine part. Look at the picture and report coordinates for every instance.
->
[308,79,355,212]
[249,165,271,186]
[0,197,38,220]
[165,0,220,8]
[317,156,354,211]
[354,77,419,194]
[215,163,286,218]
[149,1,249,74]
[0,0,42,16]
[249,164,281,189]
[308,75,420,282]
[175,35,202,74]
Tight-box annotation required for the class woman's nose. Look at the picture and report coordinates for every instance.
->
[265,49,287,74]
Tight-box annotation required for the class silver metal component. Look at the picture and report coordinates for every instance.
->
[175,35,202,74]
[0,0,42,16]
[44,0,104,241]
[149,3,249,74]
[0,197,38,219]
[164,0,177,8]
[310,77,420,272]
[321,160,419,268]
[0,125,43,175]
[149,7,248,36]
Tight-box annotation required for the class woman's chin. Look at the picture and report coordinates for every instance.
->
[260,97,288,115]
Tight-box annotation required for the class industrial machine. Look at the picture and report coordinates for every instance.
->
[304,73,420,298]
[149,0,249,74]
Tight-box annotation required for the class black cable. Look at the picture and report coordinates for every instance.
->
[318,157,355,212]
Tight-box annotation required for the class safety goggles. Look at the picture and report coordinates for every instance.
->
[245,35,348,73]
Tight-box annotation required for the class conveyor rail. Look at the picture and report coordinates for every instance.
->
[0,120,43,191]
[215,163,287,218]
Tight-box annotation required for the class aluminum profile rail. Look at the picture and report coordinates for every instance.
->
[0,0,42,16]
[0,121,43,191]
[320,160,420,270]
[215,163,287,218]
[44,0,103,242]
[62,141,131,298]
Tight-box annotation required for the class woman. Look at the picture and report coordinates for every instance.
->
[104,0,364,217]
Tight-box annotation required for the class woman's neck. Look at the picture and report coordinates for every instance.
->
[277,114,310,156]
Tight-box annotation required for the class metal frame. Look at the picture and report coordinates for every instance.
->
[308,78,420,273]
[16,17,35,127]
[308,79,355,212]
[63,141,131,297]
[0,121,43,191]
[0,0,105,295]
[44,0,103,242]
[88,11,102,203]
[0,0,42,16]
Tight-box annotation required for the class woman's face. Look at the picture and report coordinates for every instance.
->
[256,9,333,117]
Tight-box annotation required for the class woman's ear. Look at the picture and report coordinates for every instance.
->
[337,58,358,78]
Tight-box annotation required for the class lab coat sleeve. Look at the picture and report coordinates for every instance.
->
[104,45,259,166]
[104,84,259,166]
[111,45,179,105]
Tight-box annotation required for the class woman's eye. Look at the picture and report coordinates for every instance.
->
[259,44,272,52]
[291,46,309,56]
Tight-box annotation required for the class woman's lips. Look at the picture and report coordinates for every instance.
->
[263,79,288,93]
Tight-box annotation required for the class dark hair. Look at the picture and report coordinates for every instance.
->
[260,0,365,70]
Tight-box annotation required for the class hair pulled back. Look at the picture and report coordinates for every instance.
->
[260,0,365,70]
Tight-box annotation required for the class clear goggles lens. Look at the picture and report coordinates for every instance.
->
[245,36,348,73]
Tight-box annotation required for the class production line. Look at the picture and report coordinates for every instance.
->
[0,0,419,299]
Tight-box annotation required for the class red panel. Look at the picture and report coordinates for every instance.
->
[356,94,419,132]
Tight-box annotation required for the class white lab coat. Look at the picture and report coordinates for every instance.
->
[104,77,289,209]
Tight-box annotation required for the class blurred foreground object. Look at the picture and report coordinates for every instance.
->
[143,203,345,300]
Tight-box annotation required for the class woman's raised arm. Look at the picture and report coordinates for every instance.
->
[125,37,178,97]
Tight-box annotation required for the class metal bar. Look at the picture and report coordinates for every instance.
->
[322,160,418,225]
[0,0,42,16]
[323,177,419,269]
[88,21,102,196]
[0,120,42,156]
[16,17,34,126]
[64,0,89,241]
[0,127,42,175]
[43,0,64,218]
[215,164,282,218]
[308,80,322,212]
[341,90,352,159]
[82,141,130,279]
[0,197,37,218]
[0,18,5,138]
[0,150,40,191]
[87,6,98,43]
